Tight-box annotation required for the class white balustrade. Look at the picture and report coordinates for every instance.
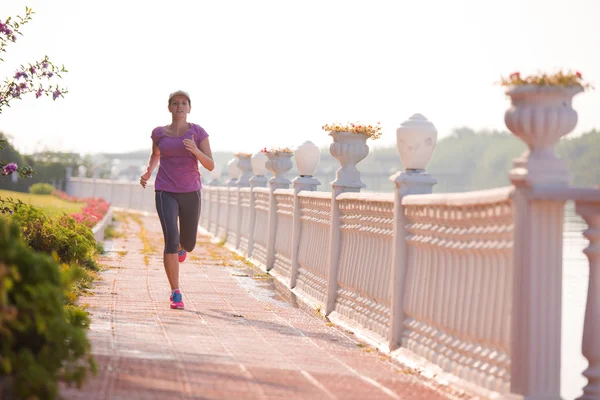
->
[331,193,395,344]
[250,188,270,266]
[400,187,514,393]
[271,190,295,279]
[265,152,293,271]
[216,187,229,240]
[68,101,599,400]
[225,186,240,247]
[294,192,332,306]
[237,188,252,252]
[206,187,220,235]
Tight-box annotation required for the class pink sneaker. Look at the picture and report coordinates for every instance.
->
[170,290,184,309]
[178,249,187,263]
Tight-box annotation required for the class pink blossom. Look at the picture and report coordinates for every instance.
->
[3,163,18,176]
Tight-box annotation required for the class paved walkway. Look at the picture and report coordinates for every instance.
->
[61,212,468,400]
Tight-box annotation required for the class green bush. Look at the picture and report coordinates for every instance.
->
[29,183,55,195]
[11,203,99,271]
[0,217,96,399]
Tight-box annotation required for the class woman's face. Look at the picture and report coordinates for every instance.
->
[168,95,191,119]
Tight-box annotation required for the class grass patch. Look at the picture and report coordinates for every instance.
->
[104,224,121,239]
[0,189,85,217]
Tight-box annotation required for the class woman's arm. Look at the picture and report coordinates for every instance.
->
[184,137,215,171]
[140,142,160,188]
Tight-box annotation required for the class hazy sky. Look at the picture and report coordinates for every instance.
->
[1,0,599,156]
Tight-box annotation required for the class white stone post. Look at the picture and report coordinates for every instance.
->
[290,141,321,288]
[505,84,583,399]
[265,152,293,271]
[204,167,220,232]
[200,184,210,228]
[325,131,369,314]
[222,158,241,242]
[247,151,269,258]
[575,200,600,400]
[233,153,252,249]
[388,114,438,350]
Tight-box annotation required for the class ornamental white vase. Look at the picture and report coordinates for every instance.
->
[226,158,241,186]
[294,141,321,177]
[504,84,583,186]
[396,114,437,171]
[329,131,369,191]
[234,153,253,187]
[265,152,293,189]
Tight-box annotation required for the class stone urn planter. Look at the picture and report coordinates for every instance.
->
[234,152,253,187]
[504,84,583,186]
[329,131,369,191]
[265,151,293,189]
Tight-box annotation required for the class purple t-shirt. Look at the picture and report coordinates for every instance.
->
[151,123,209,193]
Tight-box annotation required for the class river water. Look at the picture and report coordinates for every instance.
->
[562,201,589,400]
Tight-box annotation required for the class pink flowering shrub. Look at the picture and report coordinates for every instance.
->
[52,190,110,228]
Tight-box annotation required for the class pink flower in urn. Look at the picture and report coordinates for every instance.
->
[510,71,520,79]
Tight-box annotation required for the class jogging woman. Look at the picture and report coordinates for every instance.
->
[140,90,214,309]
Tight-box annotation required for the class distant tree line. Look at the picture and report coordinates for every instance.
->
[0,132,92,193]
[0,128,598,194]
[341,127,599,193]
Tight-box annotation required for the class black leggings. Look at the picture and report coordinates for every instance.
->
[155,190,201,254]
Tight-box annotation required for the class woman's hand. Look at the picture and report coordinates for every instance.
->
[140,170,151,188]
[183,138,199,156]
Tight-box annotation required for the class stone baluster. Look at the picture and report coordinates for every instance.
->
[222,158,241,243]
[325,130,370,314]
[232,153,252,248]
[575,200,600,400]
[388,114,438,350]
[290,141,321,288]
[265,151,294,271]
[247,151,269,258]
[505,83,583,399]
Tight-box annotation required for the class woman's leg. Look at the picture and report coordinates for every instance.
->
[155,191,181,290]
[178,190,201,252]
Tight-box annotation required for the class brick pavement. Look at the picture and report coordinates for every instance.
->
[60,212,469,400]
